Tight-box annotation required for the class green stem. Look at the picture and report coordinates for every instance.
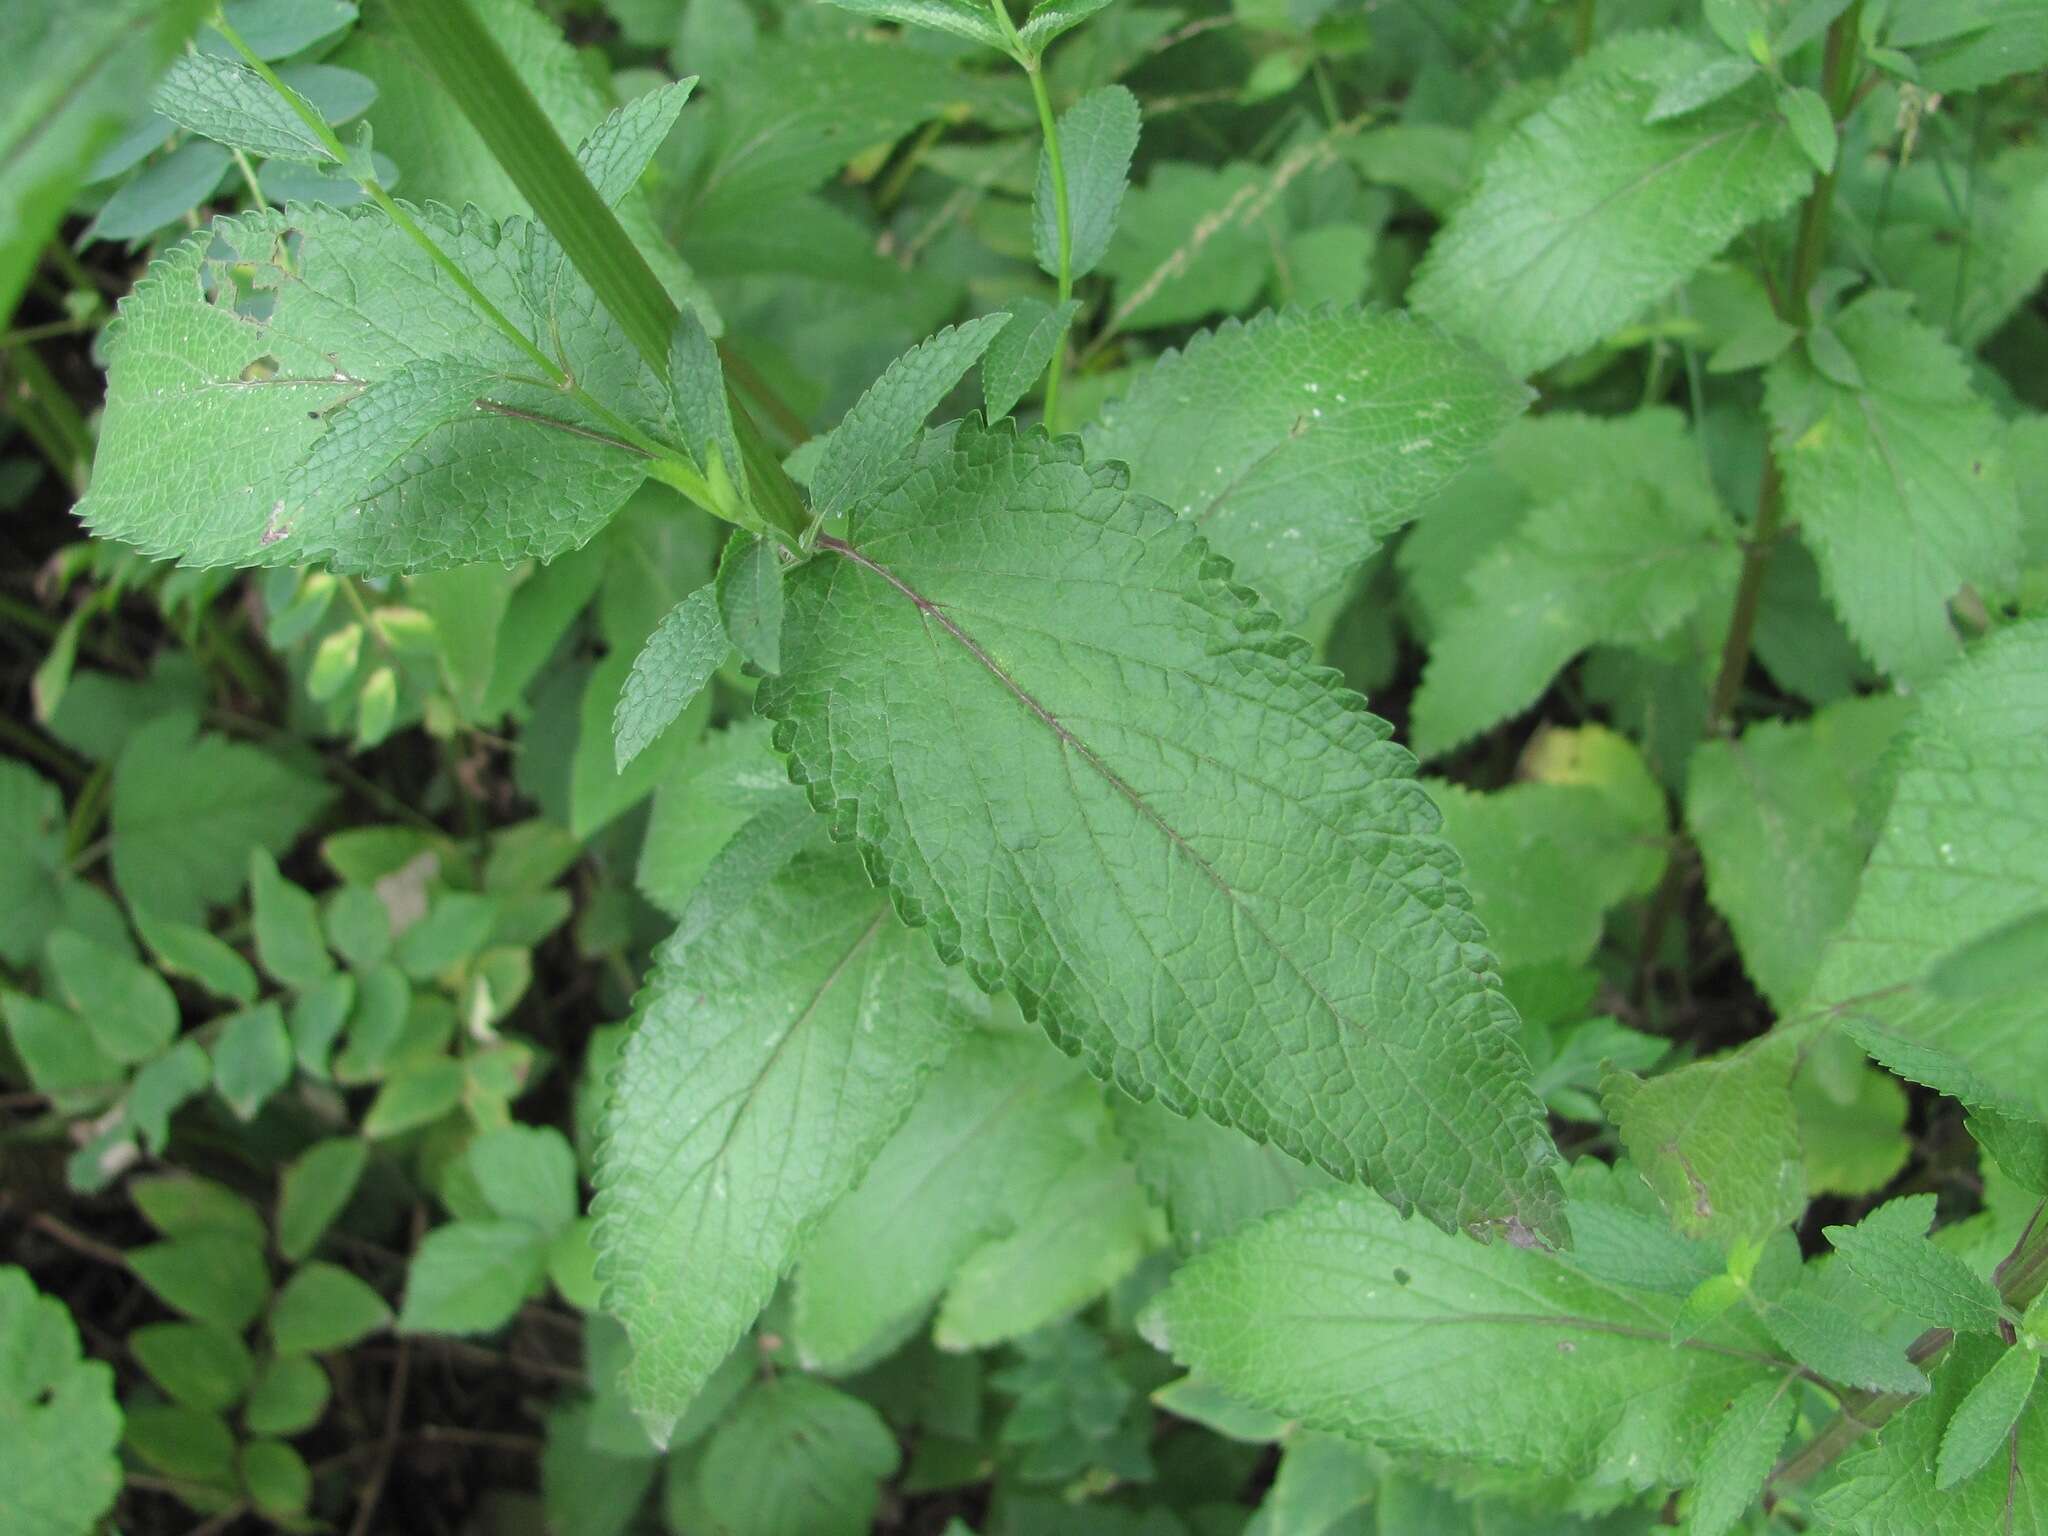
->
[1701,1,1862,736]
[2,345,93,494]
[1771,1200,2048,1493]
[994,0,1073,432]
[1572,0,1596,54]
[384,0,809,542]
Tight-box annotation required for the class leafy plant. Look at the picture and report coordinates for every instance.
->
[4,0,2047,1532]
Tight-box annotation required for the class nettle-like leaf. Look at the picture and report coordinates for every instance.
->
[1909,0,2048,93]
[1085,306,1530,620]
[0,1267,124,1536]
[1411,32,1812,375]
[152,51,337,166]
[758,417,1567,1244]
[1143,1187,1792,1488]
[594,839,979,1427]
[1686,695,1910,1014]
[1809,620,2048,1124]
[1823,1195,2010,1336]
[1815,1334,2048,1533]
[982,298,1080,421]
[1037,85,1139,283]
[1407,408,1736,759]
[1764,290,2022,679]
[80,85,694,575]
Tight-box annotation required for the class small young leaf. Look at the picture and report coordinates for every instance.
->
[361,1057,464,1139]
[1688,1380,1796,1536]
[276,1137,369,1262]
[131,1175,267,1246]
[1779,83,1837,172]
[467,1125,579,1235]
[84,140,231,243]
[1037,86,1140,283]
[152,51,335,165]
[135,910,259,1005]
[667,308,741,483]
[129,1322,255,1413]
[243,1354,330,1436]
[806,316,1011,523]
[130,1235,271,1333]
[46,929,178,1065]
[1823,1194,2010,1334]
[269,1262,390,1355]
[210,1003,293,1122]
[250,851,334,992]
[1017,0,1119,56]
[982,298,1080,422]
[818,0,1008,53]
[398,1220,550,1337]
[1936,1343,2039,1489]
[714,532,784,675]
[241,1439,312,1519]
[615,586,726,771]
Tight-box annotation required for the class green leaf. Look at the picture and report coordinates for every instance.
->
[1143,1189,1787,1484]
[0,993,119,1107]
[1939,1342,2041,1489]
[1765,290,2021,678]
[1101,161,1281,332]
[152,51,335,164]
[1039,86,1140,283]
[322,884,392,971]
[935,1153,1161,1350]
[1779,83,1836,173]
[210,1003,293,1121]
[242,1354,329,1436]
[1426,727,1666,971]
[1809,621,2048,1122]
[240,1438,312,1519]
[1929,907,2048,999]
[1151,1376,1291,1443]
[269,1262,390,1355]
[1257,1432,1377,1534]
[122,1403,236,1505]
[1912,0,2048,92]
[1116,1096,1333,1253]
[667,307,740,482]
[594,842,972,1426]
[1823,1195,2010,1335]
[1686,1380,1796,1536]
[468,1125,578,1235]
[129,1322,255,1413]
[807,316,1011,525]
[695,1378,901,1536]
[0,759,66,969]
[399,1220,549,1336]
[111,713,331,927]
[614,589,726,773]
[276,1137,369,1262]
[1408,407,1735,759]
[1686,695,1910,1011]
[123,1041,215,1158]
[759,419,1565,1244]
[45,929,178,1065]
[1603,1044,1806,1247]
[131,1175,267,1246]
[1411,33,1811,375]
[135,911,260,1005]
[982,297,1079,422]
[794,1030,1101,1372]
[1017,0,1119,57]
[1752,1282,1927,1394]
[129,1235,271,1333]
[541,1401,661,1536]
[0,0,209,317]
[1816,1336,2046,1529]
[361,1057,464,1138]
[0,1267,124,1536]
[638,721,801,917]
[715,533,785,675]
[1084,306,1530,620]
[80,201,657,573]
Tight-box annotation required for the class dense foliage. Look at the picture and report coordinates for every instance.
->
[3,0,2046,1532]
